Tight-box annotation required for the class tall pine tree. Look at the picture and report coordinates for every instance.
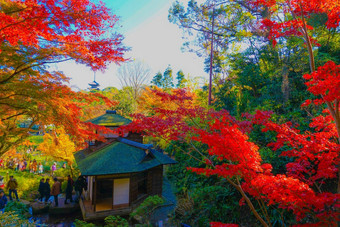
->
[176,70,186,88]
[151,72,163,87]
[163,66,174,89]
[150,66,175,89]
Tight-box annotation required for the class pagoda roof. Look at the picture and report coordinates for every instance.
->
[86,110,132,127]
[88,81,99,86]
[74,139,177,176]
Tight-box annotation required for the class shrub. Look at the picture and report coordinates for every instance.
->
[4,201,30,219]
[104,215,129,227]
[54,165,80,179]
[0,211,34,226]
[130,195,164,225]
[61,180,68,193]
[74,219,97,227]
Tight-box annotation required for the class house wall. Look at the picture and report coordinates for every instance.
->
[104,127,129,138]
[87,174,130,204]
[85,166,164,213]
[129,166,163,205]
[113,178,130,208]
[129,174,138,204]
[147,170,153,195]
[150,165,163,196]
[126,132,143,143]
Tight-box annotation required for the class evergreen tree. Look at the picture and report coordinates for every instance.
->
[151,72,163,87]
[163,66,174,89]
[176,70,186,88]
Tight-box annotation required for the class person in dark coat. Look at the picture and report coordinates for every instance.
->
[38,178,45,202]
[64,175,73,204]
[0,189,7,213]
[44,178,51,203]
[74,175,87,202]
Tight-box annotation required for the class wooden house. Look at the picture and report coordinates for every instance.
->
[74,110,176,221]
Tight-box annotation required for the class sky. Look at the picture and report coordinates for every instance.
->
[55,0,208,91]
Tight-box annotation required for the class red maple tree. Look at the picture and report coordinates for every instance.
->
[0,0,127,154]
[122,78,339,226]
[0,0,126,70]
[118,0,340,224]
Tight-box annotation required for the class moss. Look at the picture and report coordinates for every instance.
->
[87,113,131,126]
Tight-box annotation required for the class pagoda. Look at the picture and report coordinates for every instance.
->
[74,110,176,221]
[88,73,100,91]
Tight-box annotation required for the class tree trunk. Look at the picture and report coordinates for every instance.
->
[281,65,290,105]
[208,7,215,106]
[69,163,74,178]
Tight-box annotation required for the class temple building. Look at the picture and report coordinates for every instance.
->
[88,80,100,91]
[88,73,100,91]
[74,110,176,221]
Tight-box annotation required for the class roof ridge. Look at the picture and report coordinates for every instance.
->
[118,138,153,150]
[80,139,116,157]
[85,114,102,123]
[85,111,132,126]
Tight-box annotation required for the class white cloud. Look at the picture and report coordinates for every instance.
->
[56,1,208,91]
[122,2,207,79]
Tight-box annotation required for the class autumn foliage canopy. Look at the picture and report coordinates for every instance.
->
[0,0,339,225]
[251,0,340,46]
[123,80,339,225]
[0,0,125,69]
[120,0,340,223]
[0,0,126,155]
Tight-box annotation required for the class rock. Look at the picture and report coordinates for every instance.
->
[31,201,49,214]
[20,199,31,207]
[49,203,80,215]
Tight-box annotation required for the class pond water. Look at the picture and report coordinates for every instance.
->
[29,207,83,227]
[32,213,82,226]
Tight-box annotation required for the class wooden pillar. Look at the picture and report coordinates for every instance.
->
[112,178,114,210]
[159,166,163,196]
[93,176,97,212]
[147,170,153,195]
[128,173,132,206]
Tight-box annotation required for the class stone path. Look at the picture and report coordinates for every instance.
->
[150,177,177,227]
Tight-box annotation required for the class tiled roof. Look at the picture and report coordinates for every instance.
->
[86,110,131,126]
[74,139,176,176]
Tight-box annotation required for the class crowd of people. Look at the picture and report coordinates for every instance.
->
[38,178,51,203]
[0,158,67,176]
[0,174,87,212]
[0,156,87,213]
[0,158,44,174]
[37,175,87,207]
